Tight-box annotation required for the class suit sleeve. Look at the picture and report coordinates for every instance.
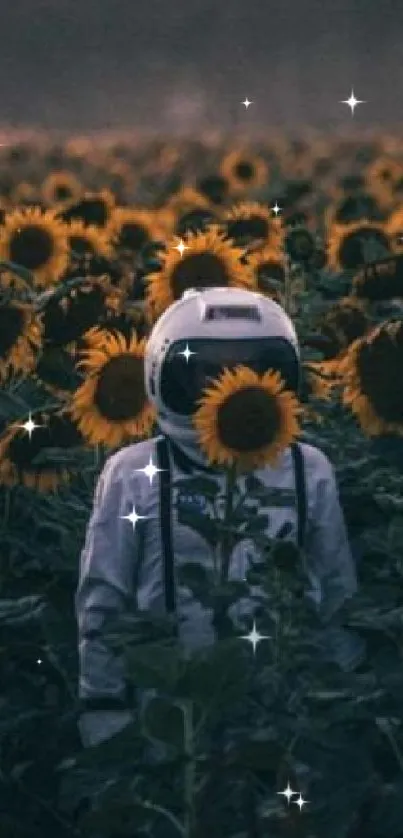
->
[304,451,357,622]
[75,454,143,747]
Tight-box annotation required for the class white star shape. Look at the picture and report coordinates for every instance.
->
[340,89,365,115]
[120,504,147,531]
[178,343,196,363]
[174,239,189,257]
[242,98,253,109]
[136,455,163,486]
[37,659,42,665]
[17,412,42,440]
[294,794,308,810]
[271,202,281,216]
[277,783,297,804]
[240,620,271,654]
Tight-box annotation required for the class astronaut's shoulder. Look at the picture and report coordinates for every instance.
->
[101,436,159,482]
[298,441,334,480]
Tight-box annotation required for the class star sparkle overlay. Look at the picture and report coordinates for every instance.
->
[120,504,147,531]
[277,783,297,804]
[240,620,271,653]
[17,413,42,440]
[340,89,366,115]
[173,239,189,257]
[178,343,196,362]
[135,455,164,486]
[271,202,281,216]
[241,98,253,109]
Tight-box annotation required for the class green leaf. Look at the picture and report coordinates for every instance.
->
[174,475,221,497]
[176,638,248,709]
[125,642,183,691]
[176,509,219,548]
[177,562,214,599]
[143,697,184,749]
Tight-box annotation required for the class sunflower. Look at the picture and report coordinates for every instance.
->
[41,171,83,208]
[0,299,42,381]
[42,275,123,346]
[352,254,403,301]
[327,220,391,272]
[0,411,83,491]
[386,207,403,253]
[107,207,163,254]
[223,202,283,251]
[0,207,69,287]
[193,365,301,472]
[247,245,286,300]
[59,189,116,228]
[69,328,155,447]
[66,220,114,261]
[166,186,213,217]
[366,156,403,195]
[10,181,38,206]
[317,297,370,356]
[220,150,268,194]
[145,227,256,321]
[340,320,403,436]
[106,159,135,198]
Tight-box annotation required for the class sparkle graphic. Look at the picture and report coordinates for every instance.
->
[340,89,365,115]
[178,343,196,363]
[240,620,271,654]
[174,239,189,257]
[120,504,147,531]
[136,455,164,486]
[37,659,42,665]
[242,98,253,109]
[271,202,281,216]
[277,783,297,804]
[294,794,308,810]
[17,412,42,440]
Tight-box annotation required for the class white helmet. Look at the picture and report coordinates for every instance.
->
[144,287,300,456]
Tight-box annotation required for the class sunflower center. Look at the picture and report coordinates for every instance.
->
[69,235,95,256]
[170,251,231,299]
[94,354,146,421]
[356,330,403,423]
[9,225,55,270]
[217,386,280,451]
[0,304,25,356]
[55,185,73,201]
[119,222,149,251]
[227,216,269,243]
[63,198,109,227]
[339,228,390,270]
[234,161,255,181]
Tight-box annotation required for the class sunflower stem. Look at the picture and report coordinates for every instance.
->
[220,463,237,585]
[181,699,197,838]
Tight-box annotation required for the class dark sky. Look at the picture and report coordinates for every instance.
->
[0,0,402,131]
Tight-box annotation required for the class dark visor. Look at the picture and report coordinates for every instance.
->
[160,337,299,415]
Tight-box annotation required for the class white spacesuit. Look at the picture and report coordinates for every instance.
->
[76,287,358,747]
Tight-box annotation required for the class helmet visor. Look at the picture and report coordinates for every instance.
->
[160,337,299,415]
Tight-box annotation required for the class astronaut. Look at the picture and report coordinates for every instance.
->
[76,287,358,748]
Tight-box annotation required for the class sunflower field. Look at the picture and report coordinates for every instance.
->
[2,132,403,838]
